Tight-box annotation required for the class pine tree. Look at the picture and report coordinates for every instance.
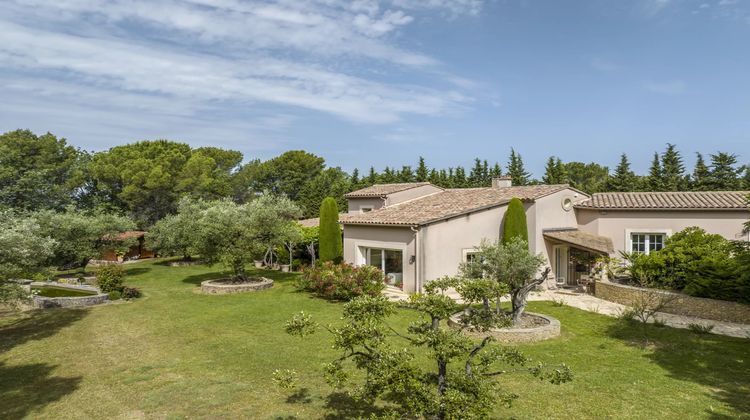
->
[507,149,530,186]
[490,163,503,178]
[318,197,342,263]
[416,157,429,182]
[691,153,710,191]
[428,168,440,186]
[502,198,528,245]
[606,154,637,192]
[367,167,378,186]
[453,166,467,188]
[481,160,490,185]
[439,169,451,187]
[542,156,567,184]
[648,152,664,191]
[742,166,750,190]
[468,158,484,187]
[398,166,414,182]
[381,167,396,183]
[707,152,742,190]
[350,168,360,190]
[661,143,687,191]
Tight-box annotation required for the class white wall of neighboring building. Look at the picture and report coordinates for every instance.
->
[347,197,384,214]
[576,209,750,254]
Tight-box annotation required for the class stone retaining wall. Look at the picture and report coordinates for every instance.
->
[448,311,561,343]
[594,280,750,324]
[31,282,108,309]
[200,277,274,294]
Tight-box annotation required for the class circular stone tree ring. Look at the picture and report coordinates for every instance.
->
[200,277,274,294]
[448,311,561,343]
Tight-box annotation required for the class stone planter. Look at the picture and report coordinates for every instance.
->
[280,264,290,273]
[448,311,561,343]
[200,277,274,294]
[254,260,264,268]
[31,282,108,309]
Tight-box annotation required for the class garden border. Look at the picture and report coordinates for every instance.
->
[200,277,274,294]
[594,280,750,324]
[448,311,561,343]
[31,282,109,309]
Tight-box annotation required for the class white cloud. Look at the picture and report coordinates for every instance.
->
[0,0,483,127]
[644,80,687,95]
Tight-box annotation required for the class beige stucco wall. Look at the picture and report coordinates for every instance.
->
[386,184,443,206]
[420,206,508,288]
[347,197,385,213]
[342,225,417,292]
[576,209,749,254]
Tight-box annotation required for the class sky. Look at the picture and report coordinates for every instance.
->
[1,0,749,177]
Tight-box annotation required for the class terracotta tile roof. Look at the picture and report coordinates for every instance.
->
[543,229,614,254]
[297,217,320,228]
[342,184,572,226]
[345,182,435,198]
[103,231,146,241]
[576,191,750,210]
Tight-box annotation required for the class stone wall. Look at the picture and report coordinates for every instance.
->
[594,280,750,324]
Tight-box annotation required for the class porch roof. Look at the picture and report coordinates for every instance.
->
[543,229,614,255]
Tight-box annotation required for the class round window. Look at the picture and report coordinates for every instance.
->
[561,198,573,211]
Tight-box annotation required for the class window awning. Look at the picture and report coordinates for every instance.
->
[543,229,614,255]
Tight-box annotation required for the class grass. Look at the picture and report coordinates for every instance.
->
[32,286,97,298]
[1,258,748,419]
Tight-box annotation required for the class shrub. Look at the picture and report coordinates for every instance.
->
[298,262,385,301]
[121,286,142,299]
[96,264,125,293]
[108,290,122,300]
[688,323,714,335]
[502,197,528,245]
[318,197,342,263]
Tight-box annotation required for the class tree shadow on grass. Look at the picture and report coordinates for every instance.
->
[323,392,386,419]
[606,320,750,418]
[124,267,152,277]
[0,362,82,418]
[0,308,89,353]
[182,271,227,286]
[286,388,313,404]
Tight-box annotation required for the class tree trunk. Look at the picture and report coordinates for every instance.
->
[307,242,316,266]
[510,268,550,324]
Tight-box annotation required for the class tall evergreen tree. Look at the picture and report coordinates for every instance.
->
[428,168,440,186]
[648,152,664,191]
[707,152,743,190]
[481,160,490,185]
[742,166,750,190]
[398,166,415,182]
[691,153,710,191]
[350,168,360,189]
[606,154,637,192]
[415,157,429,182]
[507,149,530,186]
[468,158,485,187]
[502,198,528,245]
[490,163,503,178]
[542,157,567,184]
[381,167,396,183]
[660,143,687,191]
[453,166,467,188]
[318,197,342,263]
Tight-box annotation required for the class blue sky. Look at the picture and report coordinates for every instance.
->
[1,0,748,177]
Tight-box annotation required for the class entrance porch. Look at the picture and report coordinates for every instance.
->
[543,229,614,289]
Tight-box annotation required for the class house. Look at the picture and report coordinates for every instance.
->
[99,231,156,262]
[341,178,750,293]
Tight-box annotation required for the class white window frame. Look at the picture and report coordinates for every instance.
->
[625,229,671,255]
[461,248,479,263]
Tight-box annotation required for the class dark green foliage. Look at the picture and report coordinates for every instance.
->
[542,157,567,185]
[318,197,342,263]
[234,150,324,202]
[296,262,385,301]
[628,227,750,303]
[96,264,125,293]
[648,152,664,191]
[661,143,688,191]
[416,157,429,182]
[0,129,86,211]
[606,154,638,192]
[296,168,350,218]
[706,152,743,190]
[691,153,711,190]
[502,198,528,244]
[108,290,122,300]
[563,161,609,193]
[507,149,530,186]
[121,286,142,299]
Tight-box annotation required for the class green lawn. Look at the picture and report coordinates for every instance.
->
[1,258,748,419]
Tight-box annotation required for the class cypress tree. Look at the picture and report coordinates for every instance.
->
[350,168,360,190]
[648,152,664,191]
[691,153,710,191]
[490,163,503,177]
[453,166,467,188]
[661,143,687,191]
[606,153,636,192]
[468,158,484,187]
[398,166,414,182]
[367,167,378,185]
[502,198,528,245]
[416,157,429,182]
[507,149,530,186]
[542,156,567,184]
[318,197,342,263]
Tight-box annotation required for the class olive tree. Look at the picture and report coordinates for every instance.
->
[195,195,301,280]
[34,209,136,270]
[146,197,209,261]
[280,277,571,419]
[461,237,548,324]
[0,211,56,305]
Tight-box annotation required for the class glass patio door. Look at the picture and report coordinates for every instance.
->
[554,246,569,286]
[365,248,403,287]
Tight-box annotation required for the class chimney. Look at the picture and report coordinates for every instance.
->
[491,176,512,188]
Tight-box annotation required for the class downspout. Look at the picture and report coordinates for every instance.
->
[410,225,421,293]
